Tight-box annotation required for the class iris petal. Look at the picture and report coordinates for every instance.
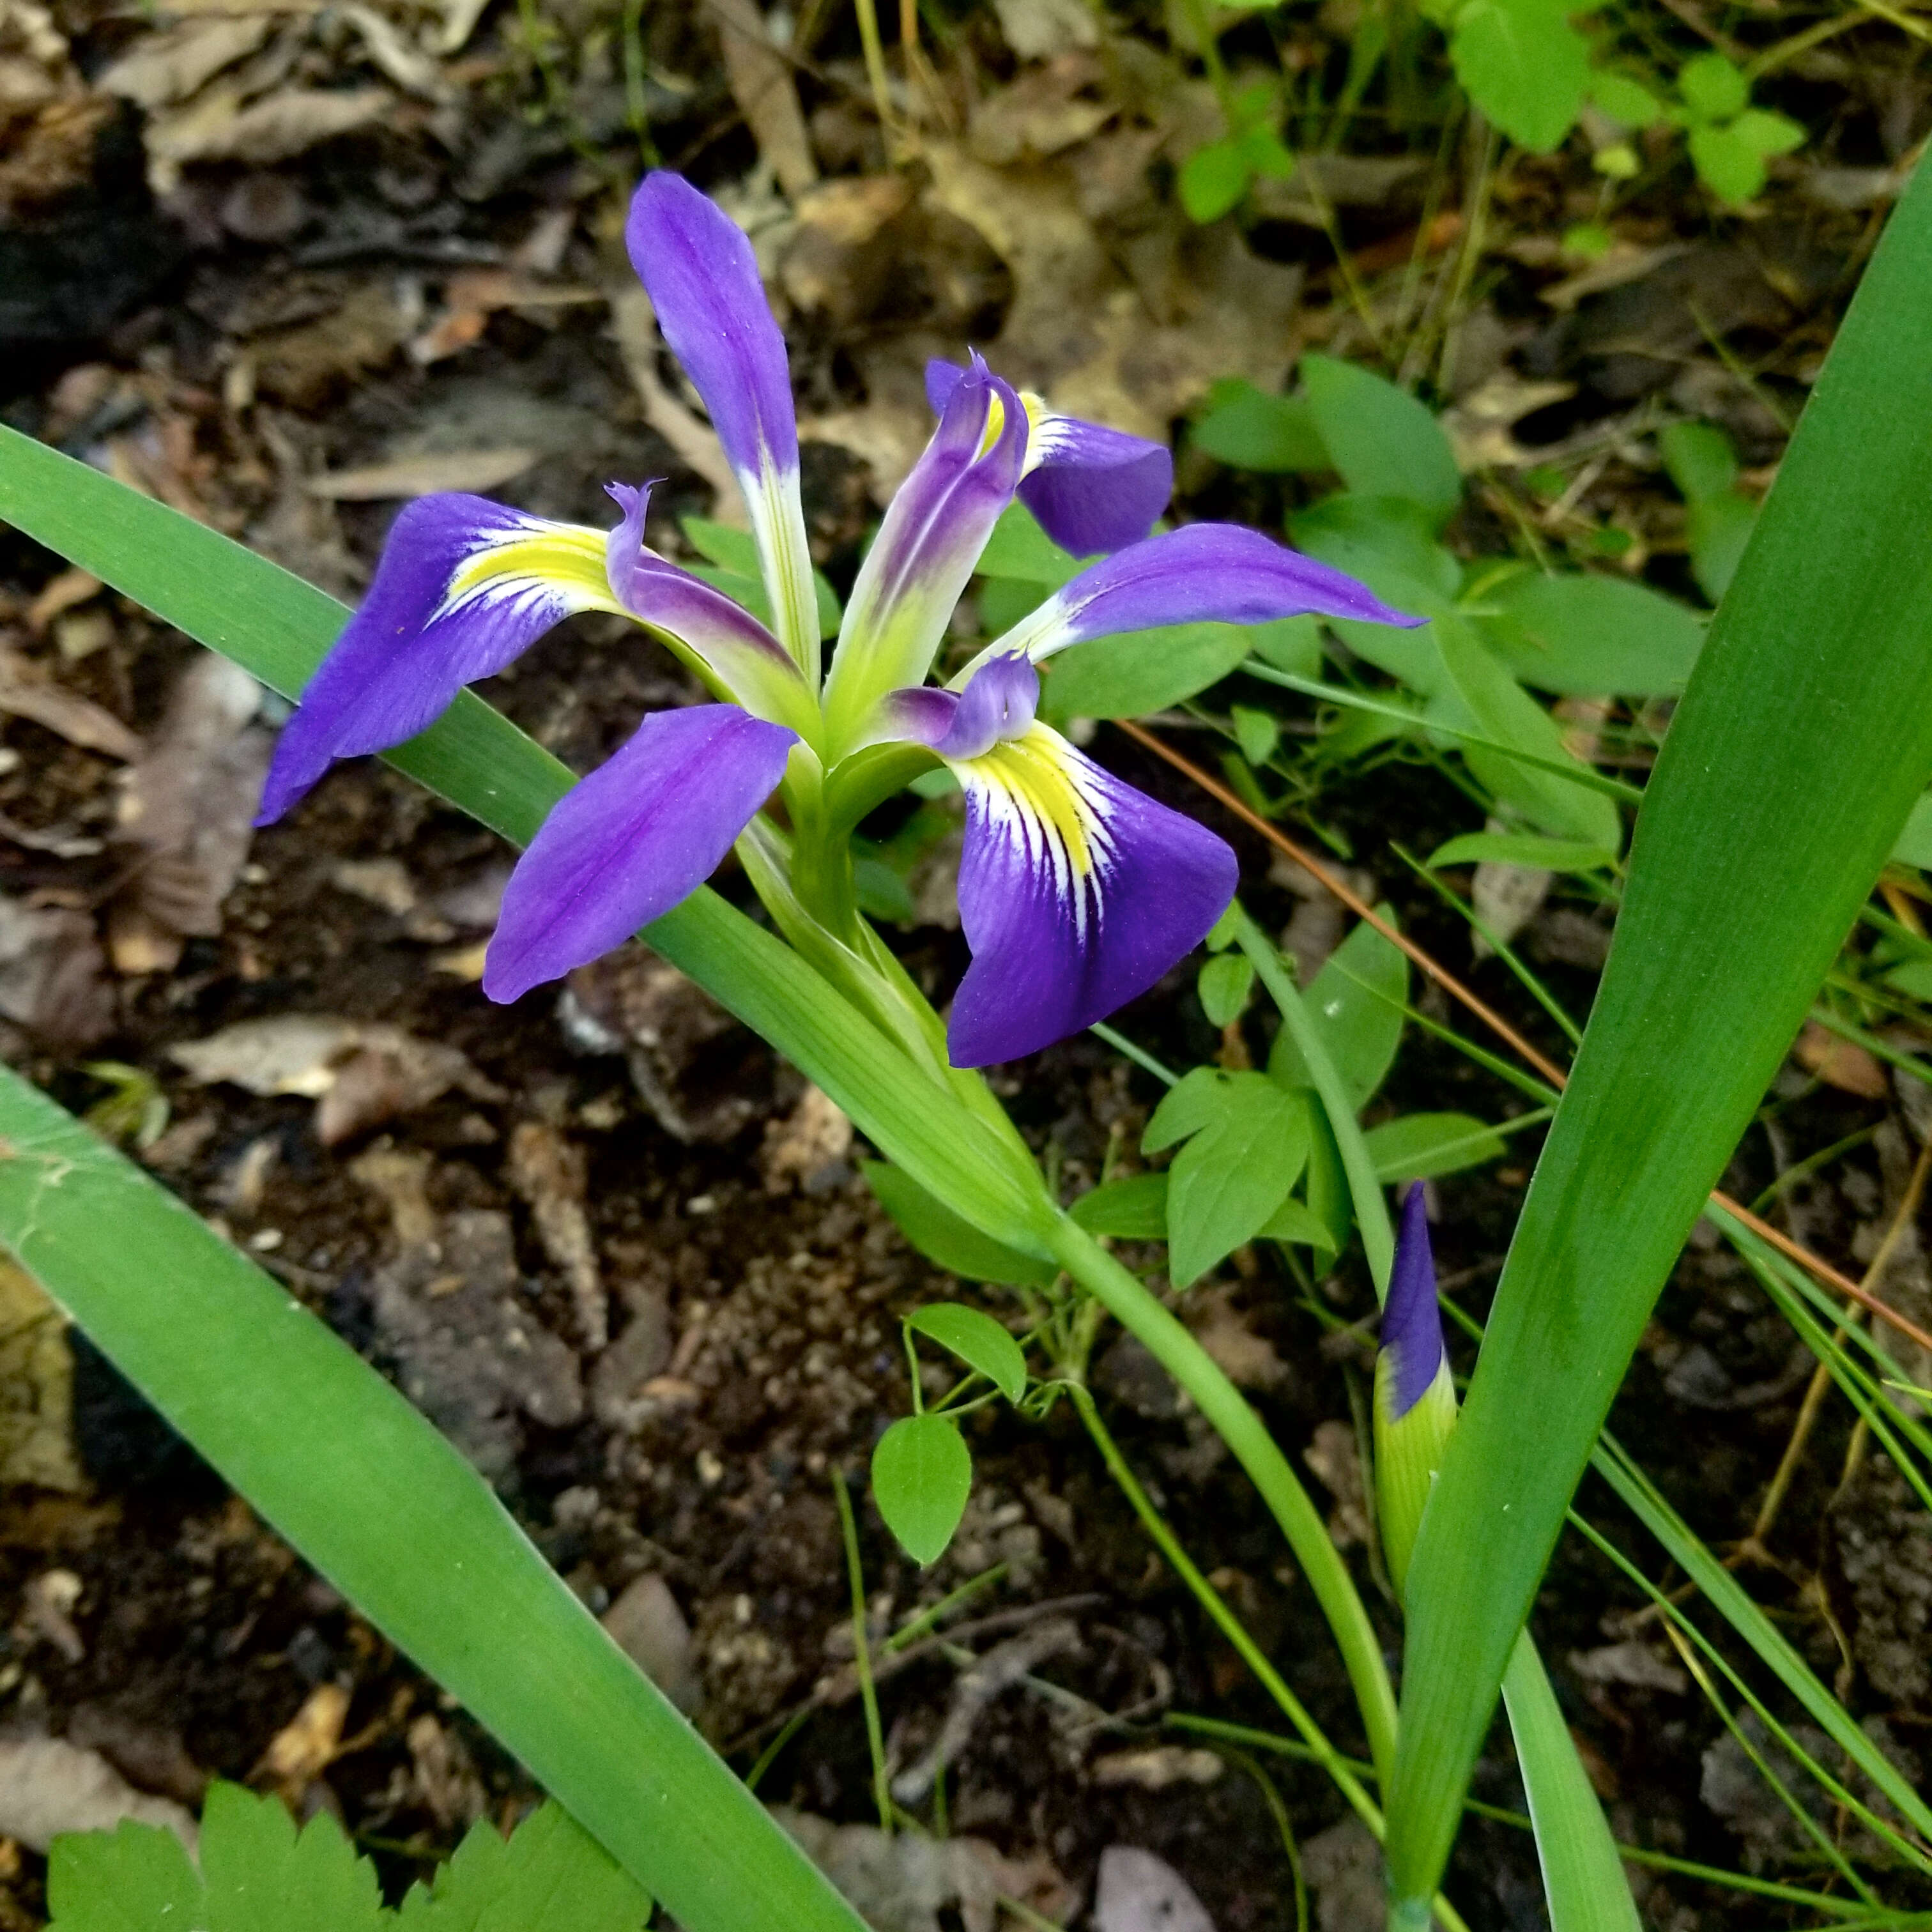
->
[970,521,1425,678]
[822,356,1027,754]
[946,723,1238,1066]
[626,174,818,672]
[484,703,797,1002]
[926,358,1173,556]
[257,493,625,824]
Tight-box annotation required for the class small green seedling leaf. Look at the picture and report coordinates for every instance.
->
[1892,793,1932,870]
[1588,70,1662,128]
[872,1414,972,1565]
[1269,914,1409,1111]
[1677,50,1748,123]
[1448,0,1596,154]
[1246,615,1322,678]
[1257,1194,1332,1245]
[1042,622,1251,722]
[1480,572,1705,697]
[1198,953,1255,1027]
[1687,492,1758,604]
[1660,422,1738,505]
[862,1162,1059,1290]
[1689,109,1804,205]
[682,518,840,640]
[1192,379,1328,473]
[1068,1173,1170,1239]
[1178,139,1252,223]
[906,1304,1028,1403]
[1205,902,1242,953]
[395,1801,650,1929]
[977,500,1084,585]
[48,1818,201,1932]
[1231,705,1280,768]
[201,1781,384,1932]
[1363,1112,1510,1183]
[1146,1071,1312,1285]
[1300,356,1463,528]
[1427,831,1616,875]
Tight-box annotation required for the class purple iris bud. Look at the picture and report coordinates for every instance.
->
[484,704,797,1003]
[926,358,1173,558]
[1383,1185,1447,1420]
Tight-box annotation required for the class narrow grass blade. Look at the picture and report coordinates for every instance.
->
[0,1065,868,1932]
[1386,157,1932,1909]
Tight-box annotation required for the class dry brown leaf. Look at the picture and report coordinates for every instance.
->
[0,1738,197,1856]
[1795,1020,1889,1099]
[96,14,272,109]
[969,52,1111,166]
[507,1120,604,1348]
[254,1682,349,1792]
[0,1257,83,1493]
[146,84,392,187]
[24,567,101,634]
[109,655,270,974]
[991,0,1098,59]
[759,1085,852,1195]
[1304,1418,1370,1549]
[0,894,114,1047]
[250,282,412,408]
[1095,1846,1218,1932]
[601,1574,700,1711]
[307,448,539,500]
[707,0,816,199]
[1188,1284,1287,1390]
[0,645,143,760]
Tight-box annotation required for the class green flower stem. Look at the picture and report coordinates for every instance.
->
[1232,905,1395,1290]
[1066,1387,1383,1829]
[1045,1216,1399,1788]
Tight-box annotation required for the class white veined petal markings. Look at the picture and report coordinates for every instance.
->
[953,725,1120,939]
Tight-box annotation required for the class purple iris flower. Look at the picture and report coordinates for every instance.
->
[1382,1185,1447,1420]
[256,170,1419,1068]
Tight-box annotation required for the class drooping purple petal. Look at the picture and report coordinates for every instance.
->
[602,484,815,736]
[977,522,1425,671]
[1382,1184,1446,1420]
[625,174,818,669]
[928,358,1173,558]
[946,724,1238,1066]
[822,356,1028,749]
[884,652,1039,760]
[257,493,624,824]
[483,705,796,1003]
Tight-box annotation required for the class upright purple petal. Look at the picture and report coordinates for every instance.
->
[946,724,1238,1066]
[928,357,1172,558]
[1383,1185,1446,1419]
[257,494,622,824]
[483,705,796,1002]
[973,523,1424,675]
[822,356,1027,752]
[626,174,818,671]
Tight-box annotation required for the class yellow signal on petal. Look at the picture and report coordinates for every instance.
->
[445,525,617,615]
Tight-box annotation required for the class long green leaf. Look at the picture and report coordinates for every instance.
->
[0,1064,865,1932]
[1385,156,1932,1910]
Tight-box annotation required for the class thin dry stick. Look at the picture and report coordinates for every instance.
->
[1749,1130,1932,1552]
[1116,717,1932,1358]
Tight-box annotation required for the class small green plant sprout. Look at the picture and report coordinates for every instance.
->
[1662,419,1759,604]
[47,1783,648,1932]
[1177,78,1295,224]
[871,1302,1030,1565]
[1674,52,1804,205]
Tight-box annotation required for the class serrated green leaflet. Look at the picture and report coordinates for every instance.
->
[1385,155,1932,1915]
[50,1787,648,1932]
